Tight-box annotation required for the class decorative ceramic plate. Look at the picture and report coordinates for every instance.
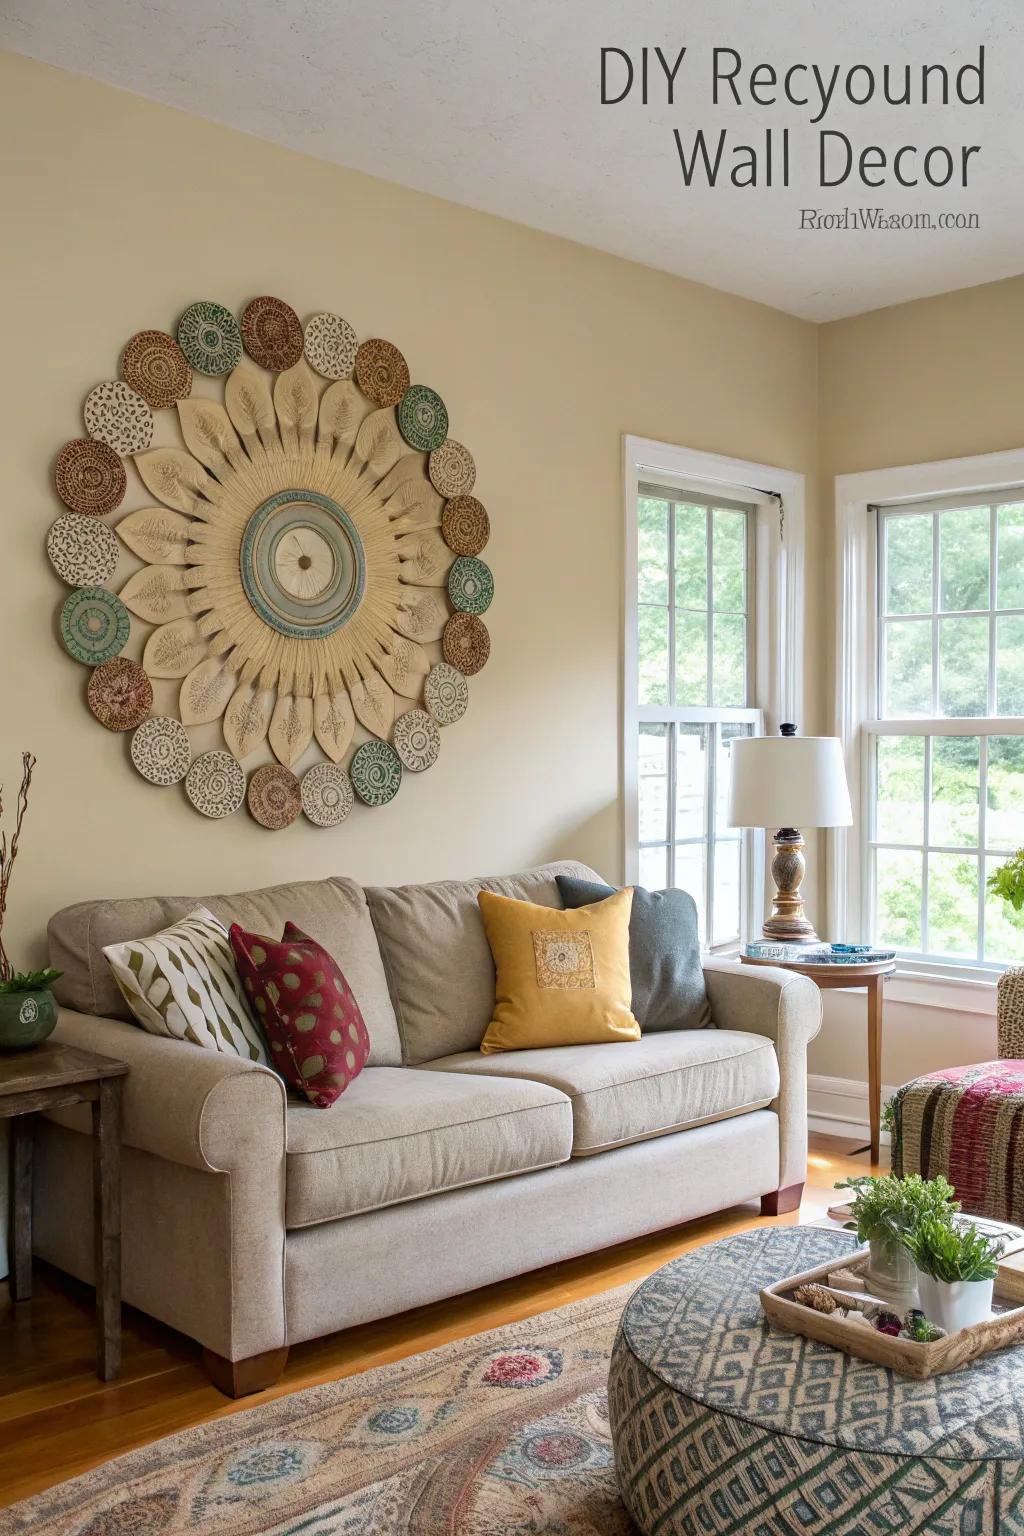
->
[185,749,246,818]
[448,556,494,615]
[442,612,490,676]
[393,708,441,772]
[300,761,354,827]
[424,662,469,726]
[397,385,449,452]
[47,514,119,587]
[304,312,358,380]
[177,302,243,376]
[247,763,302,829]
[86,657,153,731]
[241,296,304,372]
[54,439,127,516]
[350,739,403,807]
[354,339,410,408]
[121,330,193,409]
[83,380,154,455]
[130,715,192,786]
[428,439,476,497]
[441,495,489,556]
[60,586,130,665]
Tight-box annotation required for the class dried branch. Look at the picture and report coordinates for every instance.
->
[0,751,36,984]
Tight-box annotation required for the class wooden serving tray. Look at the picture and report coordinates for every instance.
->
[761,1248,1024,1379]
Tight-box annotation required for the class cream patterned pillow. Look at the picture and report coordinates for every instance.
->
[103,906,268,1063]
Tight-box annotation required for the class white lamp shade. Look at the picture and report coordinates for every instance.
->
[727,735,853,829]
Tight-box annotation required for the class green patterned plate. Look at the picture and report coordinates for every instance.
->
[448,556,493,615]
[350,739,403,807]
[177,301,243,375]
[60,586,131,665]
[397,385,449,452]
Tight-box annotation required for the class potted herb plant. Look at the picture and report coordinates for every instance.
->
[0,753,61,1050]
[901,1214,1002,1332]
[835,1173,959,1310]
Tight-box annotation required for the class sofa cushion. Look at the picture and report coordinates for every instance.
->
[285,1066,573,1226]
[48,876,403,1067]
[365,861,604,1064]
[422,1030,779,1155]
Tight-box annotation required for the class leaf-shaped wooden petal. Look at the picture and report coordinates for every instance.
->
[143,617,209,679]
[376,453,428,502]
[273,358,318,454]
[225,363,277,453]
[353,409,404,480]
[176,398,244,480]
[223,680,274,759]
[378,637,431,697]
[119,564,192,623]
[350,672,395,740]
[313,690,355,763]
[397,528,455,586]
[179,657,237,726]
[395,589,448,643]
[117,506,193,564]
[134,448,216,518]
[269,694,313,768]
[318,379,368,456]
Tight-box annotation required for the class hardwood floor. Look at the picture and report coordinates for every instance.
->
[0,1132,881,1508]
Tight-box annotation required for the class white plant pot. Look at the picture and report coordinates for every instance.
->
[917,1272,995,1333]
[866,1234,919,1312]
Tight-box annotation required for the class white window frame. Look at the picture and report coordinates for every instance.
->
[624,436,805,950]
[833,447,1024,1012]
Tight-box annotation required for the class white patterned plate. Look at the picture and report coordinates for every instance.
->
[428,439,476,497]
[304,313,358,380]
[84,380,154,455]
[424,662,469,726]
[185,750,246,818]
[131,716,192,786]
[47,514,119,587]
[300,762,354,827]
[393,709,441,772]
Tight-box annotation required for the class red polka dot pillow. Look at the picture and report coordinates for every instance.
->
[229,920,370,1107]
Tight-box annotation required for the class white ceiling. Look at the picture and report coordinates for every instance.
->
[3,0,1022,320]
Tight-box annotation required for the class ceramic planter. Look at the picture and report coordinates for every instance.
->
[0,988,57,1051]
[917,1272,995,1333]
[866,1231,920,1311]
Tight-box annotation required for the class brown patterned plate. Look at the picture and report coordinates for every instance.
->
[241,296,304,372]
[442,612,490,676]
[354,338,410,408]
[86,657,153,731]
[121,330,193,409]
[429,439,476,497]
[246,763,302,829]
[55,439,127,516]
[441,495,490,556]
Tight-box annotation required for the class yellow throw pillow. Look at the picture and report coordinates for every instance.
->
[478,886,640,1054]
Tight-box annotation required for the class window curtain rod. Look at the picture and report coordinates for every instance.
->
[636,464,786,540]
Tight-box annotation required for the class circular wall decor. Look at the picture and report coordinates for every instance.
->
[87,657,153,731]
[448,556,493,616]
[350,740,403,806]
[301,762,353,827]
[247,763,302,829]
[304,312,358,379]
[241,296,304,372]
[47,514,119,587]
[397,386,449,452]
[177,301,243,375]
[393,709,441,772]
[442,612,490,675]
[354,338,410,407]
[441,495,489,556]
[429,439,476,497]
[60,586,130,665]
[239,490,365,638]
[131,715,192,786]
[121,330,193,409]
[186,750,246,818]
[83,380,154,456]
[424,662,469,726]
[55,439,126,516]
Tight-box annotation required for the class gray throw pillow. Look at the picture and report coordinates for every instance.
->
[556,876,712,1032]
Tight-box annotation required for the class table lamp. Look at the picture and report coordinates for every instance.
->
[727,723,852,944]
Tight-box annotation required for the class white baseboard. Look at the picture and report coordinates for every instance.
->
[808,1072,894,1145]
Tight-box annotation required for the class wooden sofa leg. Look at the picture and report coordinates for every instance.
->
[202,1345,289,1398]
[760,1183,804,1216]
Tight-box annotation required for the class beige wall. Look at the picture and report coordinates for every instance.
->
[0,52,820,970]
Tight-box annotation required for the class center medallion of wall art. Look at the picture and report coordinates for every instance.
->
[46,297,493,828]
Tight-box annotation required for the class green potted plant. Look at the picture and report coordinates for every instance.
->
[901,1214,1002,1332]
[0,753,61,1050]
[835,1173,958,1310]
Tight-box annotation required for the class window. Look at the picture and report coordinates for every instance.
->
[867,494,1024,968]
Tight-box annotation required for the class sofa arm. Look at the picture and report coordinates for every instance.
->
[703,961,821,1192]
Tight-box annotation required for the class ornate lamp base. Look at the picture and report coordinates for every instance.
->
[762,828,820,944]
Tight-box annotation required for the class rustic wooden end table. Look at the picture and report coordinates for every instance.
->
[740,954,896,1164]
[2,1041,128,1379]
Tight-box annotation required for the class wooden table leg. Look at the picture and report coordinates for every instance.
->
[92,1078,122,1380]
[10,1115,33,1302]
[867,975,884,1166]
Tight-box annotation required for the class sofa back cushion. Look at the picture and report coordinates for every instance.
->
[365,861,603,1064]
[48,876,403,1066]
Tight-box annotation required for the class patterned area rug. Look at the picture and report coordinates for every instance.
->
[0,1288,634,1535]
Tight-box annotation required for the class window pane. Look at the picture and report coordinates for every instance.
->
[987,736,1024,851]
[938,616,988,717]
[876,735,924,844]
[638,604,669,706]
[676,725,706,840]
[675,503,707,610]
[712,613,746,706]
[639,845,667,891]
[884,513,932,615]
[997,502,1024,610]
[884,621,932,715]
[875,848,923,949]
[674,842,706,936]
[712,508,746,611]
[638,724,668,843]
[712,839,741,946]
[675,610,708,706]
[927,852,979,959]
[997,617,1024,715]
[717,722,754,831]
[930,736,979,847]
[637,497,669,605]
[986,856,1024,963]
[940,505,990,612]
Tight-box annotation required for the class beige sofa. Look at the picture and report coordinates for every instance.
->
[37,862,820,1395]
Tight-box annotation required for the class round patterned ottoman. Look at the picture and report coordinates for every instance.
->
[609,1226,1024,1534]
